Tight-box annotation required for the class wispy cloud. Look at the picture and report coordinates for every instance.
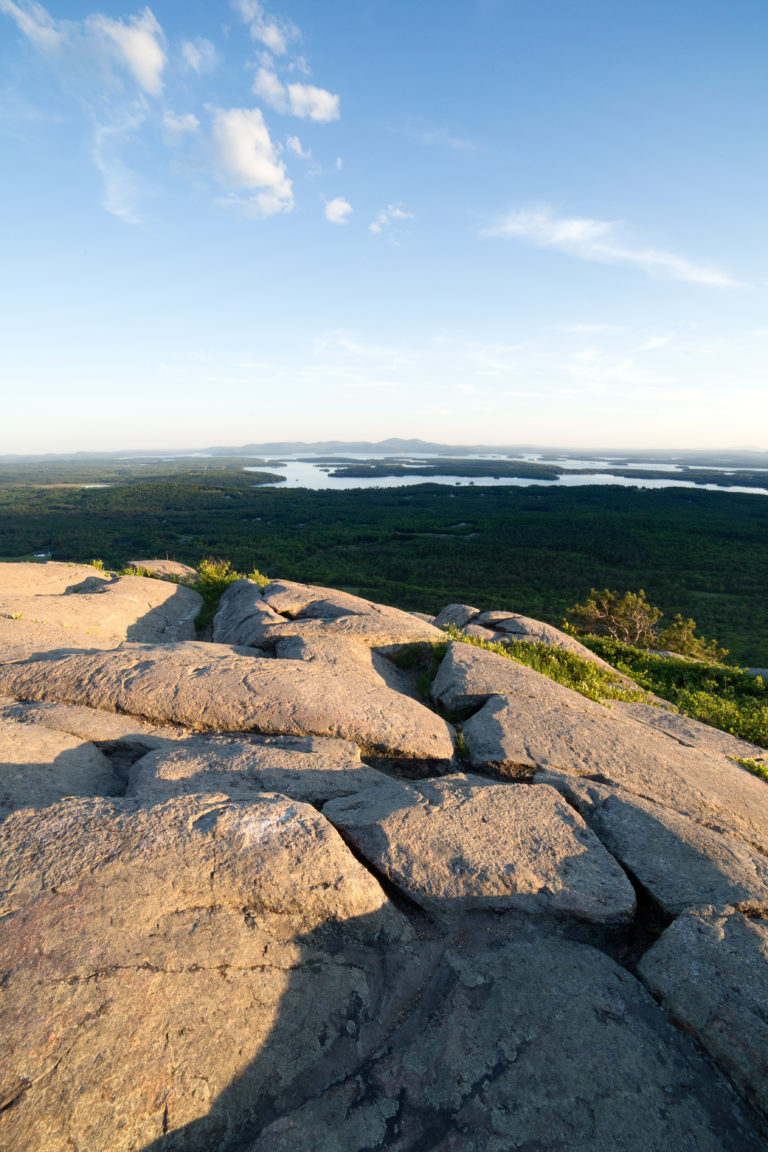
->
[1,0,167,95]
[485,205,738,287]
[87,8,166,95]
[324,196,352,224]
[232,0,297,56]
[181,36,217,75]
[92,107,147,223]
[369,203,413,235]
[404,123,475,152]
[253,67,339,121]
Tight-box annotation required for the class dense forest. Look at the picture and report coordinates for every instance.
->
[1,462,767,665]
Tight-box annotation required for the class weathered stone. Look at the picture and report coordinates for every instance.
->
[126,558,198,580]
[612,700,768,765]
[0,642,455,763]
[215,578,444,651]
[433,602,480,629]
[0,561,201,655]
[639,905,768,1123]
[128,735,388,806]
[212,579,277,646]
[0,794,422,1152]
[432,639,604,713]
[0,714,117,817]
[0,694,188,747]
[536,770,768,917]
[324,774,635,923]
[243,926,765,1152]
[462,693,768,854]
[476,609,621,670]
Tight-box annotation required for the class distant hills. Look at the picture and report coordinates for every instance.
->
[2,439,767,469]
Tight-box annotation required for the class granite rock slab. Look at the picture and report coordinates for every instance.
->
[536,769,768,917]
[0,794,423,1152]
[462,693,768,853]
[639,905,768,1123]
[0,641,455,763]
[127,734,388,806]
[324,773,636,923]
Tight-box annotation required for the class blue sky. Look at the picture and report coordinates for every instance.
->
[1,0,766,453]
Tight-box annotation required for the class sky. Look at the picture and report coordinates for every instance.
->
[1,0,767,454]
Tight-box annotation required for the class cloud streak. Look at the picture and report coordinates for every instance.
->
[486,206,738,287]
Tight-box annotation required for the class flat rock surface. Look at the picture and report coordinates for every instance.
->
[0,561,201,653]
[128,734,388,806]
[0,641,455,763]
[639,905,768,1123]
[0,693,188,746]
[324,774,636,923]
[215,578,443,650]
[612,699,768,762]
[0,714,117,817]
[243,926,765,1152]
[432,640,606,713]
[536,770,768,917]
[0,794,421,1152]
[462,693,768,854]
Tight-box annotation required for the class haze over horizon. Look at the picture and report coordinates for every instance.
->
[2,0,766,455]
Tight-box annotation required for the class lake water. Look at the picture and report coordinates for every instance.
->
[244,454,768,496]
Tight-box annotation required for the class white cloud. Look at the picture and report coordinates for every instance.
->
[0,0,64,52]
[181,36,217,74]
[369,203,413,234]
[253,66,288,112]
[87,8,166,96]
[253,67,340,122]
[212,106,293,216]
[231,0,297,55]
[162,110,199,145]
[1,1,168,95]
[325,196,352,224]
[485,205,738,287]
[286,134,310,159]
[286,82,339,122]
[92,109,146,223]
[640,334,673,351]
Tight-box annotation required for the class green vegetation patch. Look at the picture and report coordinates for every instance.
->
[582,637,768,751]
[440,625,650,705]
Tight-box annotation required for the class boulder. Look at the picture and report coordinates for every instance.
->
[639,906,768,1123]
[477,609,615,665]
[214,578,444,651]
[536,771,768,917]
[432,639,605,713]
[0,794,423,1152]
[0,561,202,655]
[462,694,768,854]
[0,641,456,764]
[324,774,635,923]
[128,735,389,806]
[0,714,117,818]
[126,558,198,580]
[433,603,480,629]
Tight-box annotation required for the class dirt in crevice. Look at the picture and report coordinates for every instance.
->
[93,738,157,794]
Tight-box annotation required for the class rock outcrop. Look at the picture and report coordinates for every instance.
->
[0,562,766,1152]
